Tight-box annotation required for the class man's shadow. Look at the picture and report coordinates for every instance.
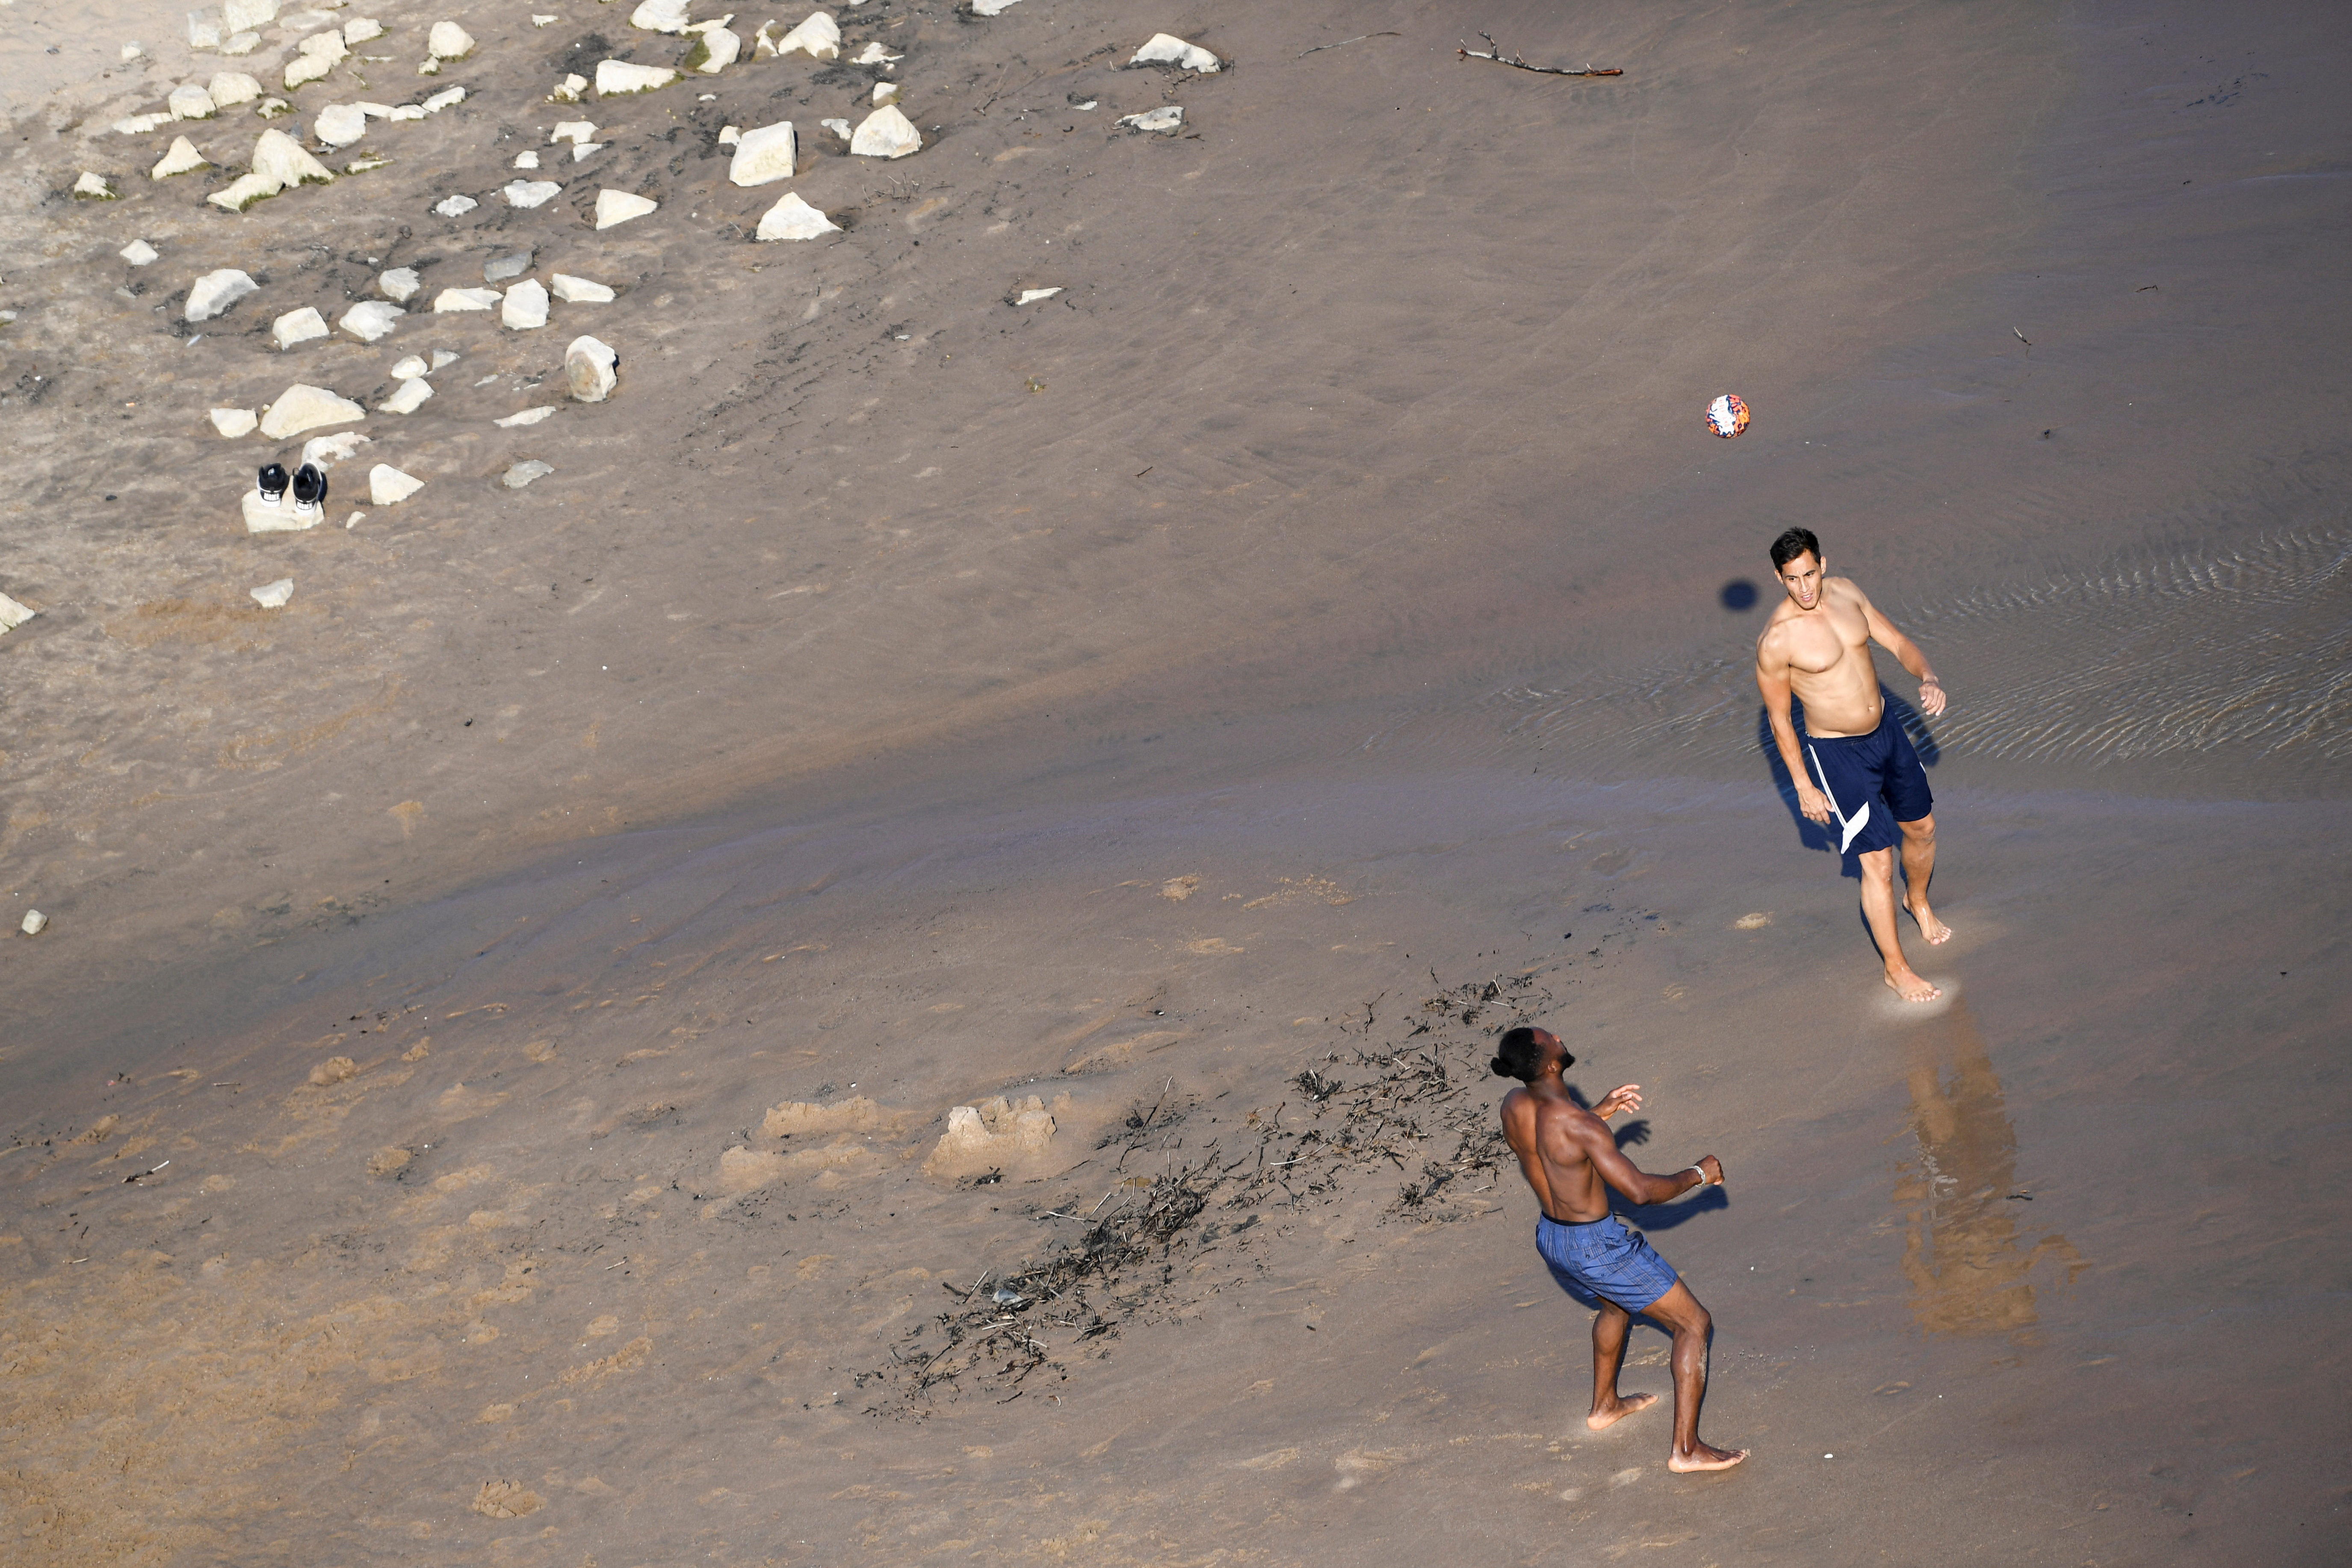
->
[1755,688,1941,882]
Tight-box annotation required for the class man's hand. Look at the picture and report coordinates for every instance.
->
[1696,1154,1725,1189]
[1590,1084,1643,1119]
[1917,675,1947,717]
[1794,780,1834,825]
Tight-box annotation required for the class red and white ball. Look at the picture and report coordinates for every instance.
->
[1705,393,1750,439]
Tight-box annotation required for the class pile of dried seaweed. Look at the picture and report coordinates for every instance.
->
[856,967,1557,1414]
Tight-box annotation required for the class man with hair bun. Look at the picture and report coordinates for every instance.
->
[1493,1025,1746,1472]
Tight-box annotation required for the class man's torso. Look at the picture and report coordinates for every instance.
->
[1501,1090,1610,1223]
[1764,577,1884,738]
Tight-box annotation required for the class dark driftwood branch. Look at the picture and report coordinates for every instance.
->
[1457,32,1623,77]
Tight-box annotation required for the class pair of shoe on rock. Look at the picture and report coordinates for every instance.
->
[257,461,329,522]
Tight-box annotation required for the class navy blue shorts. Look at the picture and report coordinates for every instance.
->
[1536,1213,1681,1314]
[1804,708,1932,858]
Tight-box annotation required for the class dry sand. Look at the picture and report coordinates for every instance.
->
[3,0,2348,1562]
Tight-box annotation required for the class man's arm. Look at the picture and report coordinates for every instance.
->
[1756,635,1833,824]
[1550,1111,1719,1207]
[1856,590,1946,717]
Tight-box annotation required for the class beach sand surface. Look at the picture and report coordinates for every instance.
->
[2,0,2347,1562]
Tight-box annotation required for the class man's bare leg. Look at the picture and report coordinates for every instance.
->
[1585,1297,1659,1430]
[1638,1282,1746,1471]
[1860,846,1941,1001]
[1898,814,1950,945]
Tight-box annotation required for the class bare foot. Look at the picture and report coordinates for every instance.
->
[1585,1391,1658,1431]
[1906,901,1952,945]
[1668,1442,1750,1473]
[1885,966,1941,1003]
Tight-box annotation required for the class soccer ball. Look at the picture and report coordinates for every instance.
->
[1705,393,1749,439]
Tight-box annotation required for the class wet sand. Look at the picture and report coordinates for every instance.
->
[4,0,2349,1563]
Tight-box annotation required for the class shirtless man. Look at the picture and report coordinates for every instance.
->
[1753,527,1951,1002]
[1493,1026,1746,1473]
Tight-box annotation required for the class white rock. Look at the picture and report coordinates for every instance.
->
[629,0,689,31]
[728,121,797,186]
[848,104,919,159]
[501,278,551,329]
[301,431,372,470]
[973,0,1023,12]
[691,26,741,72]
[421,86,467,112]
[378,267,420,301]
[253,128,335,186]
[821,116,851,140]
[534,14,558,26]
[250,578,295,608]
[222,31,263,57]
[208,172,283,211]
[504,178,563,208]
[186,268,259,321]
[594,189,658,229]
[514,150,541,169]
[242,489,313,532]
[121,239,161,266]
[378,376,432,413]
[431,194,477,216]
[872,81,899,106]
[151,136,211,179]
[389,103,425,121]
[315,103,367,145]
[431,349,460,369]
[210,71,263,107]
[1117,105,1182,133]
[272,306,329,348]
[169,83,218,119]
[433,287,500,311]
[549,273,615,303]
[190,8,225,50]
[0,596,37,635]
[565,334,619,401]
[222,0,277,33]
[254,97,291,118]
[849,42,899,65]
[552,121,598,143]
[73,172,117,200]
[115,113,173,135]
[357,101,393,118]
[369,464,424,504]
[495,405,556,427]
[596,60,677,95]
[718,126,742,147]
[485,249,534,282]
[754,191,838,241]
[122,43,145,63]
[1015,286,1061,304]
[19,910,47,937]
[284,53,334,90]
[773,12,839,59]
[260,383,366,438]
[504,459,555,488]
[390,354,428,378]
[1131,32,1220,72]
[551,73,588,102]
[209,407,259,437]
[343,16,383,44]
[572,142,604,162]
[339,299,403,340]
[428,21,473,59]
[343,510,366,528]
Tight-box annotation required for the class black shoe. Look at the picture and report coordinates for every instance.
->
[258,463,289,505]
[292,462,327,521]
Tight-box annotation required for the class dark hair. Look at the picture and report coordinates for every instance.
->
[1769,527,1822,572]
[1490,1026,1568,1082]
